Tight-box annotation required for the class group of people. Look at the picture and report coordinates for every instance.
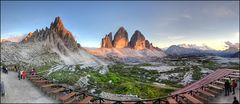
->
[224,79,238,96]
[18,70,27,80]
[16,65,36,80]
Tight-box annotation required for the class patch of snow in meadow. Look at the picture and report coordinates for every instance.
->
[180,72,193,85]
[140,65,176,72]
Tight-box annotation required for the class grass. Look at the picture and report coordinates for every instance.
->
[87,64,176,98]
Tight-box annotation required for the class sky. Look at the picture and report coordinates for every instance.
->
[1,1,239,50]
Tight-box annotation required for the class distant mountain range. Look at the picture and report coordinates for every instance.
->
[165,44,239,58]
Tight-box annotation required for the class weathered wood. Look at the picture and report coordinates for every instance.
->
[79,96,93,104]
[178,97,187,104]
[183,93,203,104]
[208,85,223,90]
[41,84,57,88]
[228,75,240,78]
[102,100,111,104]
[59,92,76,103]
[205,88,218,95]
[198,90,215,97]
[167,97,177,104]
[192,93,208,102]
[50,88,65,94]
[215,81,224,85]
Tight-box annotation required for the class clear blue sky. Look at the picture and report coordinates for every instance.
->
[1,1,239,50]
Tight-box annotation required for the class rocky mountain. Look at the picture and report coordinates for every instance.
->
[101,32,113,48]
[21,16,79,55]
[101,27,159,51]
[112,27,129,48]
[1,16,108,67]
[165,45,206,57]
[129,30,146,50]
[232,51,240,58]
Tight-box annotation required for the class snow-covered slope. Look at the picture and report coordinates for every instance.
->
[85,48,166,63]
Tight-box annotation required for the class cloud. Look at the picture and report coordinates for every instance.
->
[1,34,26,42]
[224,41,239,49]
[181,14,192,19]
[203,7,236,17]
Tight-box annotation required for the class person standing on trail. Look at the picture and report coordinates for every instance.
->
[22,70,27,80]
[229,79,232,93]
[225,80,230,96]
[232,80,237,95]
[233,96,239,104]
[18,70,21,80]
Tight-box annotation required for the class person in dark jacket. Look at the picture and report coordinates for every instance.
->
[233,96,239,104]
[225,80,230,96]
[232,80,237,95]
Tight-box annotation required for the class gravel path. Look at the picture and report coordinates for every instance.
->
[1,71,58,103]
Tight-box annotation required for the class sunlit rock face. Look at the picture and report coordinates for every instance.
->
[113,27,129,48]
[130,30,146,50]
[101,32,113,48]
[21,16,79,54]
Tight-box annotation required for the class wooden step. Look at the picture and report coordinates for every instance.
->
[41,84,57,88]
[167,97,177,104]
[192,93,208,102]
[79,96,93,104]
[198,90,215,97]
[144,101,153,104]
[64,97,77,104]
[205,88,218,95]
[59,92,76,103]
[215,81,224,85]
[228,75,240,78]
[178,97,187,104]
[102,100,111,104]
[50,87,65,94]
[208,84,223,90]
[183,93,203,104]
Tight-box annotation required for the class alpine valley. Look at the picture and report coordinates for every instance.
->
[1,16,239,99]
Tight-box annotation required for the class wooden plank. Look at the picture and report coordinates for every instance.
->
[215,81,224,85]
[208,85,223,90]
[167,97,177,104]
[144,101,153,104]
[41,84,57,88]
[102,100,111,104]
[183,94,203,104]
[198,90,215,97]
[64,96,77,104]
[205,88,218,95]
[59,92,76,102]
[228,75,240,78]
[79,96,93,104]
[178,97,187,104]
[50,88,65,94]
[192,93,208,102]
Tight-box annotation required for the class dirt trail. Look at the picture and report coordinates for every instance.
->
[1,71,58,103]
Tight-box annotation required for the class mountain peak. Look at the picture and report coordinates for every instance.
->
[50,16,64,31]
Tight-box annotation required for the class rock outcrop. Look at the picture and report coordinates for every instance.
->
[101,32,113,48]
[129,30,146,50]
[100,27,162,51]
[112,27,129,48]
[21,16,79,54]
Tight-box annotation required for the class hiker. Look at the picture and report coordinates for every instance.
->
[239,78,240,90]
[31,68,36,75]
[18,70,21,80]
[22,70,27,80]
[20,70,23,79]
[225,80,230,96]
[229,78,232,93]
[232,80,237,95]
[233,96,239,104]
